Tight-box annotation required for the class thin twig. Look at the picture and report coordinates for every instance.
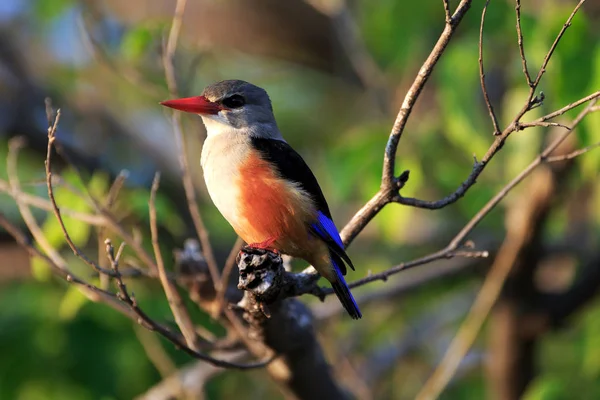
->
[0,211,142,319]
[339,101,598,293]
[149,172,201,352]
[531,0,586,88]
[546,142,600,162]
[527,90,600,123]
[214,237,245,316]
[161,0,222,291]
[44,109,117,277]
[443,0,452,24]
[8,138,71,272]
[4,144,266,369]
[515,0,532,86]
[339,1,473,246]
[343,0,587,221]
[479,0,501,135]
[382,0,472,187]
[416,100,597,400]
[0,179,106,226]
[48,128,159,274]
[104,236,270,369]
[518,121,572,130]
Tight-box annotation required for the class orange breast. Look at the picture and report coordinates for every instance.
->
[235,152,316,255]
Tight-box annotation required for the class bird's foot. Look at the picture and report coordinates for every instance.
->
[246,237,279,253]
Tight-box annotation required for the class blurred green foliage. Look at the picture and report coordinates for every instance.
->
[0,0,599,398]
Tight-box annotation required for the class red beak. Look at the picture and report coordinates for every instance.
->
[160,96,221,115]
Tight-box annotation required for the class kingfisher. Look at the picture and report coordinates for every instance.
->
[161,80,361,319]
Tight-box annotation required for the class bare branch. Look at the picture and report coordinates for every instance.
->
[515,0,532,86]
[518,121,572,130]
[214,237,245,316]
[43,110,117,277]
[161,0,222,291]
[527,90,600,123]
[0,212,148,323]
[346,250,489,290]
[443,0,452,24]
[7,138,67,272]
[532,0,586,88]
[546,142,600,162]
[382,0,472,187]
[45,116,159,273]
[104,237,271,369]
[416,100,596,400]
[149,173,201,351]
[0,178,106,226]
[479,0,501,135]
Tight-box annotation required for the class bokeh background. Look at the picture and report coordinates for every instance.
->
[0,0,599,399]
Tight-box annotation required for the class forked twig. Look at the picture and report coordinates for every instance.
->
[416,99,598,400]
[149,172,201,351]
[104,237,272,369]
[44,109,117,277]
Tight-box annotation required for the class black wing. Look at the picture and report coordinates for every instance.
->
[251,137,354,272]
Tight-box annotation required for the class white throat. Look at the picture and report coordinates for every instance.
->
[199,112,284,141]
[200,111,233,137]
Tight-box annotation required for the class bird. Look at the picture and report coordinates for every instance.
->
[160,80,361,319]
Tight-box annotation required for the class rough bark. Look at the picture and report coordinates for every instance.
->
[237,248,349,400]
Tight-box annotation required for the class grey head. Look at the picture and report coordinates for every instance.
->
[201,80,282,139]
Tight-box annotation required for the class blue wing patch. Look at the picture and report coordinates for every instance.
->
[311,211,355,273]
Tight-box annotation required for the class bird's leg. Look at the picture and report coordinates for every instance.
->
[246,237,279,253]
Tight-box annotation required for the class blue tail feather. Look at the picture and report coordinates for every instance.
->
[330,253,361,319]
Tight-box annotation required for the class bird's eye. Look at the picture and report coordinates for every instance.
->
[222,94,246,109]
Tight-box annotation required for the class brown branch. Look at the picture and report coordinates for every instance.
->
[531,0,586,88]
[0,212,143,320]
[416,101,596,400]
[214,236,245,316]
[515,0,532,86]
[11,105,271,370]
[443,0,452,24]
[0,178,106,226]
[312,255,489,320]
[335,1,473,244]
[8,138,67,272]
[345,250,488,290]
[518,121,572,130]
[103,237,271,369]
[161,0,222,291]
[43,109,117,277]
[388,1,587,210]
[382,0,472,187]
[309,100,598,299]
[236,249,349,399]
[149,172,201,351]
[45,116,159,274]
[526,90,600,123]
[342,0,585,239]
[546,142,600,162]
[479,0,501,135]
